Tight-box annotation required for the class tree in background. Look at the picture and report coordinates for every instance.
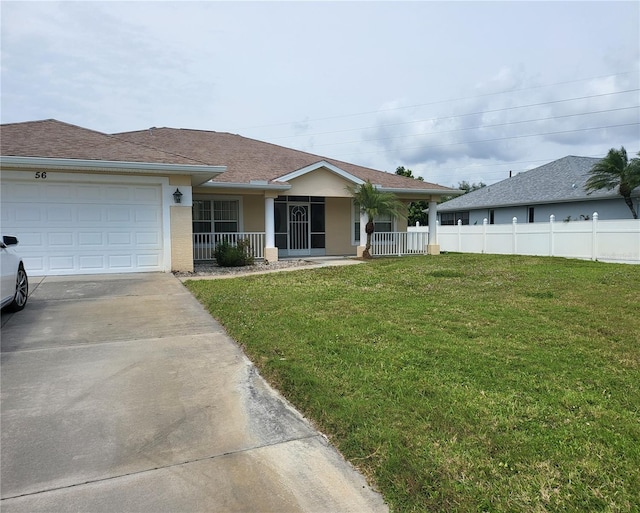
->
[585,147,640,219]
[394,166,488,224]
[395,166,428,226]
[395,166,423,181]
[457,180,487,194]
[348,180,405,259]
[440,180,487,202]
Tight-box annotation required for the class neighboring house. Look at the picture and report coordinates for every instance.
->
[438,156,640,226]
[0,119,456,276]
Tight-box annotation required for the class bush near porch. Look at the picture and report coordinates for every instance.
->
[185,255,640,512]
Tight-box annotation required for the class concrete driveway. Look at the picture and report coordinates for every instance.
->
[1,273,387,513]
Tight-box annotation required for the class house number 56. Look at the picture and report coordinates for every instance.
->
[35,172,47,179]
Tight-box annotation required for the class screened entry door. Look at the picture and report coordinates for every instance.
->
[288,204,309,255]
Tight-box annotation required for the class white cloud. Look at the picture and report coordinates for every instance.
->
[1,1,638,188]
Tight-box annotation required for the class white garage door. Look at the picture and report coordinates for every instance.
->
[1,180,164,276]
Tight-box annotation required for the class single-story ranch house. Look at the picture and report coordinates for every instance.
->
[438,155,640,226]
[0,119,457,276]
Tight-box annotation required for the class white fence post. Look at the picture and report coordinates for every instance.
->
[549,215,555,257]
[592,212,599,261]
[482,218,488,254]
[512,217,518,254]
[457,219,462,252]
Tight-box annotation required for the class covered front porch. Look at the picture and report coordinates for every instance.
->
[192,229,435,261]
[189,161,447,266]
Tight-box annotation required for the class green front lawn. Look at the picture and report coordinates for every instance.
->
[186,254,639,512]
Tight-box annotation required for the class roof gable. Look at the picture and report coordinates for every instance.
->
[276,161,364,185]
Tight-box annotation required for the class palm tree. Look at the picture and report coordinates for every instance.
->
[585,147,640,219]
[348,180,405,259]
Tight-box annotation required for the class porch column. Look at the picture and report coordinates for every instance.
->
[427,199,440,255]
[264,194,278,262]
[357,211,368,258]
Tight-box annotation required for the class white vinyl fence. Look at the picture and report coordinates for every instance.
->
[193,232,265,260]
[406,214,640,263]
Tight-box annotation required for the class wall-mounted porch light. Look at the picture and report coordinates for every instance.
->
[173,188,183,204]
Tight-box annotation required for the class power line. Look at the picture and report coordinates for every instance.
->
[382,145,640,182]
[312,106,640,148]
[420,151,640,185]
[268,89,640,141]
[422,154,605,174]
[232,70,639,131]
[333,122,640,158]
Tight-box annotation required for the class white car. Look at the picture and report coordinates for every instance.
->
[1,235,29,312]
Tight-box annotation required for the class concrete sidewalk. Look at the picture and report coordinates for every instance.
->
[0,272,387,512]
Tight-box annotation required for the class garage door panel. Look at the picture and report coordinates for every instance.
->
[135,186,160,202]
[109,254,134,269]
[1,180,164,275]
[106,207,132,223]
[48,232,74,246]
[107,232,131,245]
[79,255,105,270]
[49,256,75,272]
[23,256,45,274]
[6,183,44,201]
[11,232,44,248]
[136,232,160,245]
[106,186,133,202]
[135,206,160,222]
[13,205,42,223]
[137,254,161,268]
[78,206,103,222]
[47,207,75,223]
[45,184,75,201]
[78,185,107,201]
[78,232,104,246]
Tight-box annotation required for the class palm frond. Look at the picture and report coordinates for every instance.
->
[585,147,628,193]
[348,181,405,220]
[585,147,640,219]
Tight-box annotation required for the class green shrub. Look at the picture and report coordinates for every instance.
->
[213,239,255,267]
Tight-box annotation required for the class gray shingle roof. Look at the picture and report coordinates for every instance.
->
[438,155,638,212]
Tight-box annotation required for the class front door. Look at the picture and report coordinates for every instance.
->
[288,203,310,256]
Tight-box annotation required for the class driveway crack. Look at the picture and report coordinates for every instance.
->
[0,434,322,501]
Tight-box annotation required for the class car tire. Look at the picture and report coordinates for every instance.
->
[6,264,28,312]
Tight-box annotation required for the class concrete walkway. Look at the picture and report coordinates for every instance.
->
[0,272,387,512]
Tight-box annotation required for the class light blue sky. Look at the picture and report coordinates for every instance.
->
[2,1,639,187]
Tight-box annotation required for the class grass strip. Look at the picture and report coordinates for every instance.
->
[186,254,640,512]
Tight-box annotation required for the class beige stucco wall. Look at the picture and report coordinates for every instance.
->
[397,205,409,231]
[170,205,194,272]
[242,195,265,232]
[325,197,356,255]
[169,175,192,186]
[287,168,353,197]
[169,176,193,271]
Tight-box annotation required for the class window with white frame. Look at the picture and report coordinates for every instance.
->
[192,199,239,233]
[353,202,395,244]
